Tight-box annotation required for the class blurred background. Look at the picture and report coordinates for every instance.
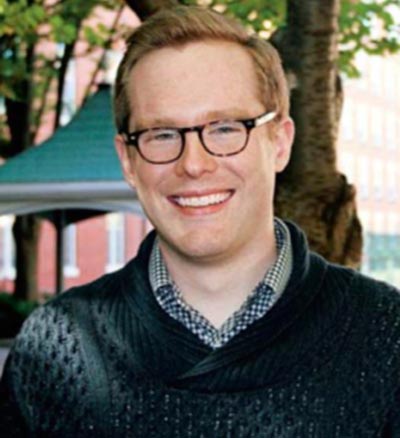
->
[0,0,399,358]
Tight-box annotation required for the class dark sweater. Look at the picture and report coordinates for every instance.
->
[1,222,400,437]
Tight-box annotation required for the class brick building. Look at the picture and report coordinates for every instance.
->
[337,52,400,287]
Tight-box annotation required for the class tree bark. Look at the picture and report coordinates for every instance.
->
[124,0,178,20]
[5,42,41,301]
[12,216,40,301]
[273,0,362,268]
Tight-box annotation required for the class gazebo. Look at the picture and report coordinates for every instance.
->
[0,84,142,293]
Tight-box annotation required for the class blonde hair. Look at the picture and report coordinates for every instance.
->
[114,5,289,132]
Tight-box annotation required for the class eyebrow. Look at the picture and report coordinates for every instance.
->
[133,108,253,131]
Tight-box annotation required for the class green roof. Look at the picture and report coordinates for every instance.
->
[0,85,141,218]
[0,84,123,184]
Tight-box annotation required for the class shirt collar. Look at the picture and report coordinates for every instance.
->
[149,217,292,297]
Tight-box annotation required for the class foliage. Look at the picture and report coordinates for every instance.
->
[0,291,39,337]
[0,0,123,152]
[0,292,38,318]
[0,0,125,301]
[339,0,400,76]
[182,0,400,77]
[182,0,285,34]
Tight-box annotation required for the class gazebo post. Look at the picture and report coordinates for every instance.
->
[0,86,142,295]
[55,209,66,294]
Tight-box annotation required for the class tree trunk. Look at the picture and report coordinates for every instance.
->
[124,0,178,20]
[12,216,40,301]
[5,42,41,301]
[273,0,362,268]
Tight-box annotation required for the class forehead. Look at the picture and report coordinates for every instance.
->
[128,40,263,127]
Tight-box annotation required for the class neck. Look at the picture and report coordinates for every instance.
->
[158,226,277,329]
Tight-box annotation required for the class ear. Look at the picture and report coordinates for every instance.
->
[114,134,137,188]
[274,117,295,173]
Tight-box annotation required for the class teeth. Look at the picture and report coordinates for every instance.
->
[174,192,231,207]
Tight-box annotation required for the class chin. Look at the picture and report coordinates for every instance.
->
[162,230,232,262]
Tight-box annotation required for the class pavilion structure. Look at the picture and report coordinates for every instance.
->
[0,84,142,293]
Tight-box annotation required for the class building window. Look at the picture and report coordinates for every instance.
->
[373,212,385,234]
[386,114,397,151]
[371,109,382,148]
[370,61,382,95]
[373,160,384,201]
[358,209,371,231]
[338,152,355,184]
[63,224,79,277]
[384,62,394,101]
[340,99,353,141]
[388,213,399,236]
[0,216,16,280]
[387,162,397,202]
[355,104,368,144]
[355,51,368,90]
[357,156,369,200]
[106,213,125,273]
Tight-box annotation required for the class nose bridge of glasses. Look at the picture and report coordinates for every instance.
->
[181,125,206,148]
[181,125,203,136]
[179,124,215,164]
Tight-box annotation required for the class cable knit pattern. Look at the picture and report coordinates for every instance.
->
[1,221,400,437]
[0,298,97,437]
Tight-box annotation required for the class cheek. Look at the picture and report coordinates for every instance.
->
[134,164,168,200]
[231,138,274,181]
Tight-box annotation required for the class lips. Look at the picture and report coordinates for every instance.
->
[169,190,234,208]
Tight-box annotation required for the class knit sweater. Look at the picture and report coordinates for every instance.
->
[1,221,400,437]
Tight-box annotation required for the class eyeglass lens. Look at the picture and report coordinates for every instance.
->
[138,120,247,163]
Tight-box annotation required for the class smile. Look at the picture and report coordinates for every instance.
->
[171,190,234,208]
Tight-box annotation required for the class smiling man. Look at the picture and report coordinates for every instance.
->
[2,6,400,438]
[114,34,294,331]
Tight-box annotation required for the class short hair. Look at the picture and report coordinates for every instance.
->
[113,5,289,133]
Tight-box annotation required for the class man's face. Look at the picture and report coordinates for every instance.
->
[115,41,293,265]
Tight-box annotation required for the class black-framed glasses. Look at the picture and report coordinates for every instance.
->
[121,110,277,164]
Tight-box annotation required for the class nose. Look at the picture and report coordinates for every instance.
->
[174,131,218,178]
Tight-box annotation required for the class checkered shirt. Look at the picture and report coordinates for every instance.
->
[149,218,293,349]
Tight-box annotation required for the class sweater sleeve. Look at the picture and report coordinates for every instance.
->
[0,305,54,435]
[0,353,28,437]
[0,296,93,436]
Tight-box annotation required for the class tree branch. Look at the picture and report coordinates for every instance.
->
[53,42,77,131]
[82,5,125,102]
[31,62,54,140]
[124,0,180,20]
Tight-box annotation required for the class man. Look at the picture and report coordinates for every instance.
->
[1,5,400,437]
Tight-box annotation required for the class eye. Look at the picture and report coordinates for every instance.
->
[145,129,179,143]
[207,121,243,136]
